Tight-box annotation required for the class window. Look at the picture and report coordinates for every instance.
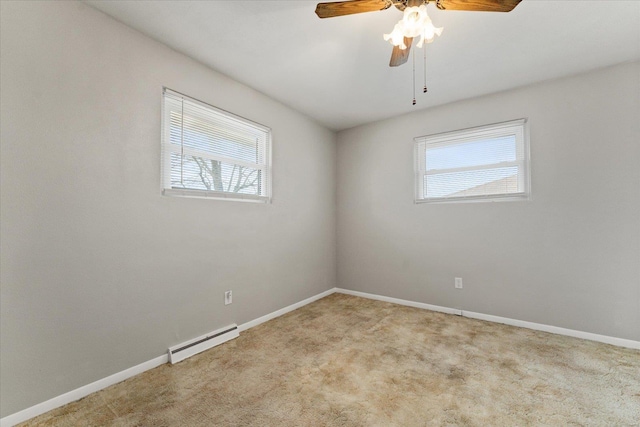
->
[414,119,530,203]
[162,88,271,202]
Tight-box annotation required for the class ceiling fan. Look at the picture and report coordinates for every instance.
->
[315,0,522,67]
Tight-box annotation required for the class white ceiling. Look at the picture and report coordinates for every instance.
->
[86,0,640,131]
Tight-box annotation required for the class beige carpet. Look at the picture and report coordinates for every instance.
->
[21,293,640,426]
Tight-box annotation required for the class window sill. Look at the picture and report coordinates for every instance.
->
[415,193,530,204]
[163,188,270,203]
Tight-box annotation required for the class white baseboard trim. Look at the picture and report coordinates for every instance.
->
[1,287,337,427]
[335,288,463,316]
[461,310,640,350]
[0,354,169,427]
[238,288,337,332]
[335,288,640,350]
[5,286,637,426]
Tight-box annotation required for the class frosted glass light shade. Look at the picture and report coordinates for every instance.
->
[383,4,442,50]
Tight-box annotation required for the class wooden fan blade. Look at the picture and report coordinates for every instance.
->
[436,0,521,12]
[315,0,392,18]
[389,37,413,67]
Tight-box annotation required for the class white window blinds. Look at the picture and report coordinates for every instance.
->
[162,88,271,202]
[414,119,530,203]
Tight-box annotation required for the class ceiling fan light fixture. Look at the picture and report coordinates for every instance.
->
[401,5,427,38]
[383,22,407,49]
[416,16,443,47]
[316,0,522,104]
[384,3,442,50]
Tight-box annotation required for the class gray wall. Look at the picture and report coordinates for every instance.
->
[337,61,640,342]
[2,0,639,420]
[0,1,336,417]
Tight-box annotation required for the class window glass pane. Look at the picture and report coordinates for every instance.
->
[426,135,516,171]
[414,120,529,203]
[425,166,519,198]
[170,154,262,196]
[162,88,270,200]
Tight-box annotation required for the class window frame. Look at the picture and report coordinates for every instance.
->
[414,119,531,204]
[161,87,272,203]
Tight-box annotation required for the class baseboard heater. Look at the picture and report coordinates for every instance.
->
[168,324,239,364]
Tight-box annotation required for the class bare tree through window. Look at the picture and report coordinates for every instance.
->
[163,89,270,200]
[191,158,259,194]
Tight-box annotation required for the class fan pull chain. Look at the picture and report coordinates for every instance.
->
[412,48,416,106]
[423,46,428,93]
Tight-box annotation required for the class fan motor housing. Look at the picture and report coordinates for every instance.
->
[393,0,428,12]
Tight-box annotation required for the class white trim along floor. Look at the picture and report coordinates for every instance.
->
[2,287,638,427]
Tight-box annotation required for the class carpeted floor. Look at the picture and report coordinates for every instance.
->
[21,293,640,426]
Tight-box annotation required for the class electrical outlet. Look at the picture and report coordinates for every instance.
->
[454,278,463,289]
[224,290,232,305]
